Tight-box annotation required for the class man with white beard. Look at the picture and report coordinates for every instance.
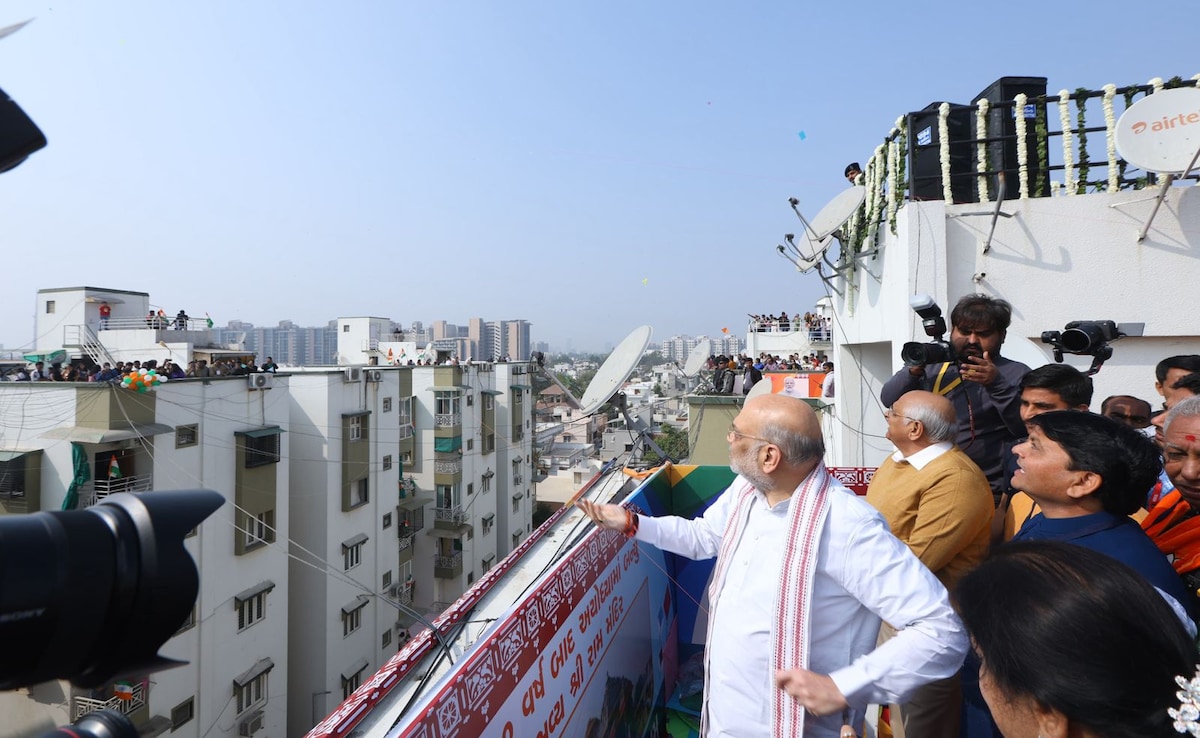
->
[578,394,966,738]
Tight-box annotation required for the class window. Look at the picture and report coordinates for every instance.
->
[466,394,474,407]
[467,483,474,497]
[382,397,393,412]
[175,424,198,448]
[401,450,413,466]
[243,431,281,468]
[349,415,363,441]
[170,697,195,729]
[383,512,392,529]
[483,395,494,410]
[512,460,522,483]
[482,554,496,573]
[383,455,393,471]
[236,585,271,631]
[466,438,474,451]
[398,397,413,439]
[342,669,364,699]
[434,392,461,416]
[482,473,492,493]
[244,510,275,550]
[175,606,197,636]
[352,478,369,507]
[436,484,458,509]
[342,600,366,637]
[233,662,271,715]
[382,629,392,649]
[45,300,55,313]
[343,535,367,571]
[513,497,520,513]
[382,570,392,588]
[343,324,350,332]
[468,571,475,586]
[624,443,635,453]
[482,514,494,535]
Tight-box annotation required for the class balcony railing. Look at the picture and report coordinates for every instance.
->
[396,581,414,606]
[434,413,461,427]
[434,552,463,578]
[434,505,468,526]
[434,459,462,475]
[81,474,152,508]
[73,682,145,720]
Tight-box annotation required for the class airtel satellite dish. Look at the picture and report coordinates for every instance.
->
[1114,87,1200,174]
[683,338,712,376]
[808,187,866,241]
[578,325,652,416]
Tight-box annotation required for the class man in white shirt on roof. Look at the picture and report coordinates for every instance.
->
[578,394,967,738]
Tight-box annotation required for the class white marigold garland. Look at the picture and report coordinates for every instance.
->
[887,134,900,228]
[975,98,990,202]
[867,143,886,243]
[1102,84,1118,191]
[1015,93,1029,199]
[938,103,953,202]
[1058,90,1074,195]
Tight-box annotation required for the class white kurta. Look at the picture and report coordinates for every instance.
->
[636,475,968,738]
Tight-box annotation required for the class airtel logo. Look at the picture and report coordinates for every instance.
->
[1130,111,1200,134]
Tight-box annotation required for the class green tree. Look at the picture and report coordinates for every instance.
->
[642,424,689,465]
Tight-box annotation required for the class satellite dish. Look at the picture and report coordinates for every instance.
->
[781,233,835,274]
[746,377,775,400]
[578,325,652,416]
[683,338,712,377]
[1114,87,1200,174]
[808,186,867,241]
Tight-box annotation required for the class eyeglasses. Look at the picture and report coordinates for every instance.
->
[727,423,771,444]
[883,409,918,423]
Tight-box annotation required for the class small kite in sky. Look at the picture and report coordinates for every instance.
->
[797,131,807,141]
[642,278,649,286]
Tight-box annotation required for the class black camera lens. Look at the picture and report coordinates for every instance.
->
[0,490,222,690]
[38,709,137,738]
[901,342,929,367]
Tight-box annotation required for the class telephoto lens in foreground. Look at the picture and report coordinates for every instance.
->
[0,490,223,690]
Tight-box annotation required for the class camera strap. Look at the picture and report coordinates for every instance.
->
[932,362,961,396]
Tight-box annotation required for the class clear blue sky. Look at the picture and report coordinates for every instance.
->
[1,2,1196,353]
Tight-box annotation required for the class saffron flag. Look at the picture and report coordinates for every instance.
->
[109,454,122,479]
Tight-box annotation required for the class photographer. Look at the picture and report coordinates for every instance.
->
[881,294,1030,498]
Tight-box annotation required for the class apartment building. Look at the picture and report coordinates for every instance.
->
[0,375,291,738]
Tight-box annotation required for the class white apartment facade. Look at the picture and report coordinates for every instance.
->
[0,376,291,738]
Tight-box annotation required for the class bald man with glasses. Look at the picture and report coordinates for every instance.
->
[579,394,966,738]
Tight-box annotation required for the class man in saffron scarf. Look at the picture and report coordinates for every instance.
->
[578,395,966,737]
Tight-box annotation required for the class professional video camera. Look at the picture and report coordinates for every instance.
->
[900,294,957,367]
[1041,320,1130,376]
[0,490,223,737]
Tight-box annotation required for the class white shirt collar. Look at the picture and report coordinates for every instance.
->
[890,441,953,470]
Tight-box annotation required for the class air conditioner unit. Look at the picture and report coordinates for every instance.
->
[365,369,383,383]
[386,583,400,598]
[238,710,264,736]
[247,373,273,390]
[344,367,362,382]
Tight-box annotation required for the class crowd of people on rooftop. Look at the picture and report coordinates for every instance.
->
[748,311,831,340]
[5,356,280,383]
